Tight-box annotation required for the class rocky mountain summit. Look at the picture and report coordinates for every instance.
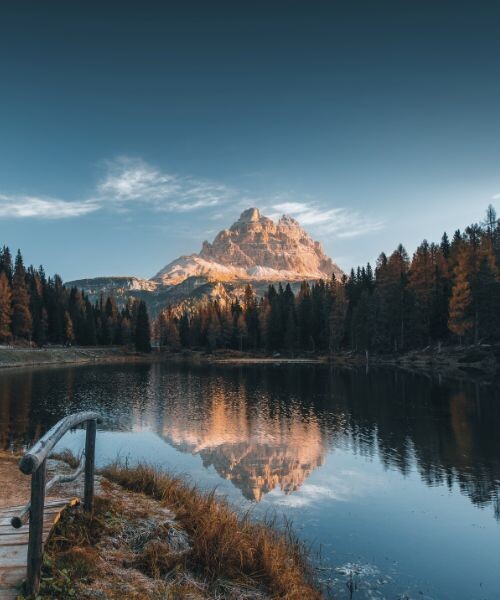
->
[66,208,342,313]
[153,208,342,285]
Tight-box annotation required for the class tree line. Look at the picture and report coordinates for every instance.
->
[0,247,151,352]
[155,206,500,354]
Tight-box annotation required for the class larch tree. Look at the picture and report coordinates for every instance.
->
[0,272,12,342]
[64,311,75,345]
[448,248,473,341]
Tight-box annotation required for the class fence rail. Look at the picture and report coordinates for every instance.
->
[11,411,100,596]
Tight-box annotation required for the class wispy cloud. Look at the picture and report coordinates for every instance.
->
[492,193,500,200]
[268,200,384,238]
[97,157,231,212]
[0,158,384,238]
[0,194,99,219]
[0,157,232,220]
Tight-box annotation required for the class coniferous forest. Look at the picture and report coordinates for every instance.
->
[0,247,151,352]
[156,206,500,355]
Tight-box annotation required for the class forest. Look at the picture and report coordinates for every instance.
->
[156,206,500,355]
[0,248,151,352]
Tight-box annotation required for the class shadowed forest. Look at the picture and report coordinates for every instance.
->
[157,206,500,354]
[0,249,152,352]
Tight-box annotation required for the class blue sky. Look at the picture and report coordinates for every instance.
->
[0,1,499,280]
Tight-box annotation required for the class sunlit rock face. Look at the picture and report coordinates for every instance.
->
[154,389,326,501]
[66,208,343,314]
[153,208,343,285]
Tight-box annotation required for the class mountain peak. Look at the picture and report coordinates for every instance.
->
[238,207,262,222]
[153,207,343,285]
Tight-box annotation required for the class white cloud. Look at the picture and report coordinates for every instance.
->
[270,483,350,507]
[492,193,500,200]
[0,194,99,219]
[268,200,384,238]
[98,157,231,211]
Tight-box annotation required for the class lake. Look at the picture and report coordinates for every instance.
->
[1,361,499,599]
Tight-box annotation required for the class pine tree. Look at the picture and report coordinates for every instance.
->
[474,238,499,341]
[328,278,348,354]
[28,268,47,346]
[83,300,98,345]
[11,250,32,340]
[267,291,283,351]
[408,240,435,346]
[297,282,313,350]
[440,232,451,259]
[284,306,296,356]
[243,285,260,349]
[135,300,151,352]
[179,313,190,347]
[0,272,12,342]
[46,275,65,343]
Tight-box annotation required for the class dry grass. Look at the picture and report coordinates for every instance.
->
[50,449,82,469]
[102,463,323,600]
[28,455,323,599]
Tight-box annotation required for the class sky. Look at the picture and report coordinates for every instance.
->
[0,1,499,281]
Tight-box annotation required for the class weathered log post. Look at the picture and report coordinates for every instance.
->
[84,419,97,513]
[16,411,100,596]
[25,459,46,596]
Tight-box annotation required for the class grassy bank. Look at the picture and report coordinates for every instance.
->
[0,345,160,370]
[33,462,323,599]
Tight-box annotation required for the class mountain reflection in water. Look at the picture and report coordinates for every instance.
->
[0,363,499,517]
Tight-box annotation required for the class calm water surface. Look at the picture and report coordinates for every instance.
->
[1,362,499,599]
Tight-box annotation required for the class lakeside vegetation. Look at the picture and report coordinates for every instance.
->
[0,248,152,352]
[156,206,500,355]
[34,461,322,600]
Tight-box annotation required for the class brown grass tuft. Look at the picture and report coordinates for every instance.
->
[102,463,323,599]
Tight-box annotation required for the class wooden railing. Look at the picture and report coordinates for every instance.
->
[11,411,101,596]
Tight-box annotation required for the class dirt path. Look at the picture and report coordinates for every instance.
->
[0,456,29,509]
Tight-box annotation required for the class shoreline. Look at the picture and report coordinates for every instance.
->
[0,345,161,371]
[0,344,497,380]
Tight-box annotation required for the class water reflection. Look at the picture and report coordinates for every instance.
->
[0,363,499,517]
[156,389,326,501]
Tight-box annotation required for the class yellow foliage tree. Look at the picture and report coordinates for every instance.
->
[448,249,473,339]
